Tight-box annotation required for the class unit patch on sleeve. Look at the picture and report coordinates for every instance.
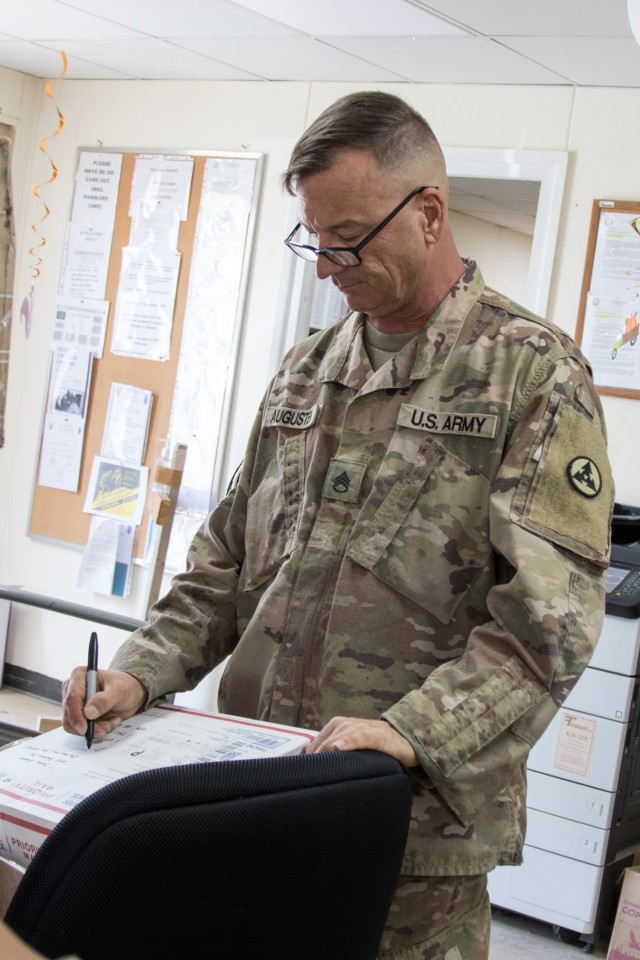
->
[567,456,603,499]
[398,404,498,439]
[264,404,320,430]
[523,400,612,564]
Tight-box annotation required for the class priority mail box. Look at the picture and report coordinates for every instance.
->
[0,704,315,867]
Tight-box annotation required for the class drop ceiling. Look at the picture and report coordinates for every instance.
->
[0,0,639,86]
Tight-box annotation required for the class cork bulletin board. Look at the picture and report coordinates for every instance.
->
[29,148,263,557]
[576,199,640,399]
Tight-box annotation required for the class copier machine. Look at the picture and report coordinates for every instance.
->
[488,504,640,950]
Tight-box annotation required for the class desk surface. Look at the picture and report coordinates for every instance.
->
[0,688,62,739]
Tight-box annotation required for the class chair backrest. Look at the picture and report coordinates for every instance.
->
[6,750,411,960]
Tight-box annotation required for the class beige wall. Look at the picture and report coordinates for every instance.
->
[0,72,636,687]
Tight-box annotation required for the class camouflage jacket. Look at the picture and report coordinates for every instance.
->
[112,262,613,876]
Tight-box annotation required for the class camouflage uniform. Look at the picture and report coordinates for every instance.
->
[112,262,612,950]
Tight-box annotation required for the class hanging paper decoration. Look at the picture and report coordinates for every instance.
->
[0,136,16,447]
[21,50,68,338]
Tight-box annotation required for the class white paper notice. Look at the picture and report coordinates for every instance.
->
[111,248,181,360]
[71,151,123,226]
[129,198,181,251]
[590,210,640,295]
[51,296,109,359]
[553,712,596,777]
[129,155,194,221]
[60,222,112,300]
[101,382,152,465]
[77,516,135,597]
[38,346,93,491]
[77,517,120,594]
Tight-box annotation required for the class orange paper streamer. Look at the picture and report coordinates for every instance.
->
[22,50,68,337]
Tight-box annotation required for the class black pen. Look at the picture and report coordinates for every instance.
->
[85,632,99,749]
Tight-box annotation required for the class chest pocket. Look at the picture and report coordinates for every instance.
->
[347,438,492,624]
[243,435,305,590]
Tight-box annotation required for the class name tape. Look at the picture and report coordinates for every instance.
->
[399,404,498,438]
[265,404,320,430]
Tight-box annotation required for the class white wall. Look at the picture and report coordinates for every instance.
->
[449,210,532,306]
[0,74,637,694]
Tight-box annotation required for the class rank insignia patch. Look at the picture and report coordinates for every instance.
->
[568,456,603,498]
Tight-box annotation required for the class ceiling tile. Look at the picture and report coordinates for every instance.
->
[37,39,262,80]
[450,177,541,203]
[0,41,135,79]
[503,36,640,86]
[172,36,408,81]
[1,0,145,41]
[228,0,468,37]
[324,36,569,84]
[488,212,536,234]
[421,0,633,37]
[62,0,301,38]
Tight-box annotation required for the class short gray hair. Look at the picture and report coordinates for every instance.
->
[282,91,442,195]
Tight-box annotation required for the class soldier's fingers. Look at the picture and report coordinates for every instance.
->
[303,717,346,753]
[62,666,89,735]
[87,716,123,744]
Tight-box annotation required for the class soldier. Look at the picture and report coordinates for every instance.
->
[63,92,613,959]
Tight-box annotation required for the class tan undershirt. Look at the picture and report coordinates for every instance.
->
[363,320,417,371]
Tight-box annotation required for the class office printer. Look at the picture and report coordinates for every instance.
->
[488,501,640,948]
[606,503,640,619]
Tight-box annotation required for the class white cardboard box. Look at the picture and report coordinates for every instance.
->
[0,704,316,867]
[607,852,640,959]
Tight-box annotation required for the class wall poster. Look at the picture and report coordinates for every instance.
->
[576,199,640,398]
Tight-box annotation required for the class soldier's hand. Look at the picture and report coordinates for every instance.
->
[304,716,418,768]
[62,667,147,744]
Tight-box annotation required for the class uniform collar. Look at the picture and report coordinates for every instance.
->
[318,260,484,389]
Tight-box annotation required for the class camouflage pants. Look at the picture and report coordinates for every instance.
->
[376,874,490,960]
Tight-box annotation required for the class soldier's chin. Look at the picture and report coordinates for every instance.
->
[336,283,367,311]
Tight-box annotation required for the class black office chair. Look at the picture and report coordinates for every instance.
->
[6,750,411,960]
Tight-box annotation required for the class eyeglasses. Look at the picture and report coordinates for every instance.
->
[284,185,437,267]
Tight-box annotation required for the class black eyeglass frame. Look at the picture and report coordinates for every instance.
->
[284,185,438,267]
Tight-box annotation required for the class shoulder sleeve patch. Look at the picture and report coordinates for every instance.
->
[517,401,613,565]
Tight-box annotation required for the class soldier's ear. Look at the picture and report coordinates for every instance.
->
[421,188,445,244]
